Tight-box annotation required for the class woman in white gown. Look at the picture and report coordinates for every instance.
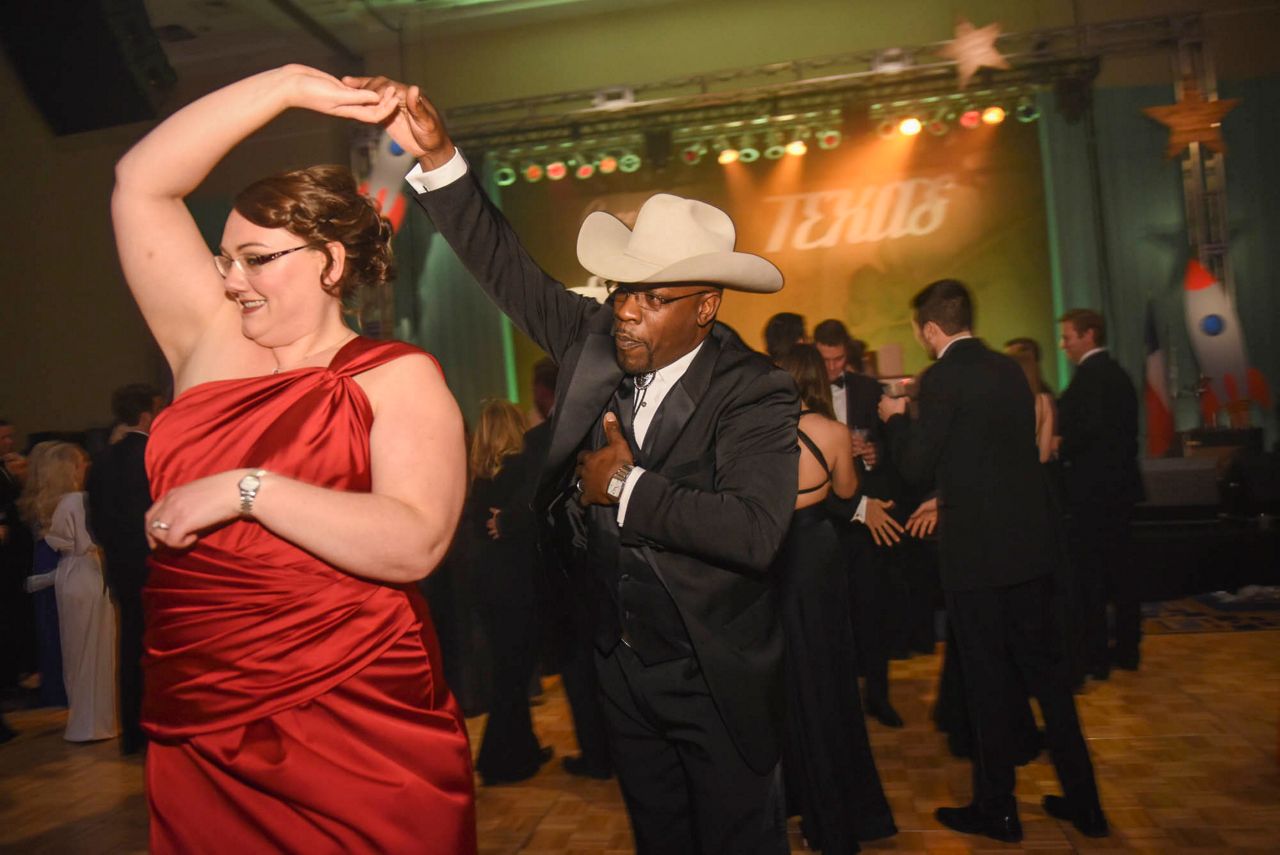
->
[20,442,118,741]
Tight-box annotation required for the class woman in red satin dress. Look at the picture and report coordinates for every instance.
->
[111,66,476,853]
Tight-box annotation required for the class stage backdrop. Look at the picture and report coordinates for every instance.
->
[497,114,1056,393]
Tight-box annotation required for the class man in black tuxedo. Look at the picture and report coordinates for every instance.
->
[85,384,161,755]
[377,76,799,854]
[813,319,906,727]
[1057,309,1144,676]
[879,280,1106,842]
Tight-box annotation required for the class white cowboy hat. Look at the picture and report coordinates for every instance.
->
[576,193,783,293]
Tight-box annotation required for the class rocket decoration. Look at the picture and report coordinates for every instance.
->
[1182,259,1270,427]
[357,130,416,233]
[938,18,1011,89]
[1142,78,1241,160]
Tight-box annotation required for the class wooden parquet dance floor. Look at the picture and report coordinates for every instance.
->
[1,629,1277,854]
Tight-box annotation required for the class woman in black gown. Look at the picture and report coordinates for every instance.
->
[775,345,897,852]
[466,400,551,785]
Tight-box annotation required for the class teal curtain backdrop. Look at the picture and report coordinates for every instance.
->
[391,166,518,426]
[1039,76,1279,446]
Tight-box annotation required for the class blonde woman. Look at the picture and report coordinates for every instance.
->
[465,400,551,785]
[19,442,117,741]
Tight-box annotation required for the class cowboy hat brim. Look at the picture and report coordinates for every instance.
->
[576,210,783,294]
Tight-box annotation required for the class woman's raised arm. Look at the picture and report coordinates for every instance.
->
[110,66,394,370]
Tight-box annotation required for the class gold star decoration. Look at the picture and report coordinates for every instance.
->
[1142,77,1241,159]
[937,18,1011,89]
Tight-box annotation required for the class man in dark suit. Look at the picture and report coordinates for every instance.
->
[1057,309,1144,676]
[376,76,799,854]
[879,280,1106,842]
[813,319,906,727]
[85,384,161,755]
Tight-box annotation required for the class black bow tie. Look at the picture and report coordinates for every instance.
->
[831,374,846,389]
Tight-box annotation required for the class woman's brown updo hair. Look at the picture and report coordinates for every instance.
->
[233,165,395,307]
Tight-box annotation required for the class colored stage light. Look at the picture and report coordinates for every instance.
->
[494,166,517,187]
[718,147,740,165]
[598,154,619,174]
[898,117,923,136]
[959,109,982,129]
[618,153,642,173]
[816,128,842,149]
[575,161,595,180]
[785,139,807,156]
[546,160,568,180]
[763,130,785,159]
[1015,97,1041,123]
[681,143,705,165]
[876,118,898,138]
[981,106,1006,125]
[738,136,760,163]
[522,163,544,182]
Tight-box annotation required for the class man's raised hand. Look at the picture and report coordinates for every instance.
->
[342,76,456,169]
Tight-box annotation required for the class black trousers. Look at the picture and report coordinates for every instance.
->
[844,524,893,703]
[1069,506,1140,670]
[109,582,147,754]
[945,576,1100,809]
[595,643,787,855]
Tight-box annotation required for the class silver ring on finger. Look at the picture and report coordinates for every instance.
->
[150,520,170,531]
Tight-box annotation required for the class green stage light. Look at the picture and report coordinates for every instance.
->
[737,135,760,163]
[1015,97,1041,123]
[763,129,785,159]
[494,166,517,186]
[618,153,642,173]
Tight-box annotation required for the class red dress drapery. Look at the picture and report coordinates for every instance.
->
[143,337,475,854]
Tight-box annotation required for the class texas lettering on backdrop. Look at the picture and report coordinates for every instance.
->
[497,117,1054,378]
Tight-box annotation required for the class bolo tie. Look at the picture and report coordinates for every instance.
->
[632,371,656,414]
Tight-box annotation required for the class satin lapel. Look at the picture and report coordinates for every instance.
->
[642,332,721,469]
[542,333,624,483]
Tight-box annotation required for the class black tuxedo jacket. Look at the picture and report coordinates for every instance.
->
[412,171,799,773]
[885,338,1055,592]
[85,431,152,593]
[1057,351,1144,510]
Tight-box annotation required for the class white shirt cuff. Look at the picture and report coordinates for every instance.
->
[405,148,468,193]
[852,495,868,524]
[616,466,646,527]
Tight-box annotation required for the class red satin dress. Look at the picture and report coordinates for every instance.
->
[142,337,476,854]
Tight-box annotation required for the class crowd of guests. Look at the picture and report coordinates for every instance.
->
[1,66,1150,854]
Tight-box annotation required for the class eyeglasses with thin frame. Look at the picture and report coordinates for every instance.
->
[606,281,717,312]
[214,244,316,278]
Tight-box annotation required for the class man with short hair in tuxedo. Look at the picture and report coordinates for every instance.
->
[370,75,800,854]
[1057,308,1144,676]
[86,383,162,755]
[880,280,1106,842]
[813,319,905,727]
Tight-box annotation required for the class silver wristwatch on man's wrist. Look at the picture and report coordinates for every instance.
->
[238,469,268,516]
[605,464,634,501]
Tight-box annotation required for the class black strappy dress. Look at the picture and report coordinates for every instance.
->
[775,422,896,853]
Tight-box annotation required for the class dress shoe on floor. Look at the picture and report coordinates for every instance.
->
[561,755,611,780]
[934,803,1022,843]
[865,696,904,728]
[1043,795,1109,837]
[480,746,554,786]
[1112,649,1140,671]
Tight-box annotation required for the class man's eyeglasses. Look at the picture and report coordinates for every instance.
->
[214,244,316,278]
[606,282,717,312]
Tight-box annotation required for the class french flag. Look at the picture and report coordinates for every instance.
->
[1145,303,1175,457]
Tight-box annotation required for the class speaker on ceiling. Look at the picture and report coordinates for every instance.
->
[1,0,177,135]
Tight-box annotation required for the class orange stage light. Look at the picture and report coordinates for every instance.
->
[898,117,923,136]
[982,106,1006,125]
[785,140,807,156]
[718,148,740,165]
